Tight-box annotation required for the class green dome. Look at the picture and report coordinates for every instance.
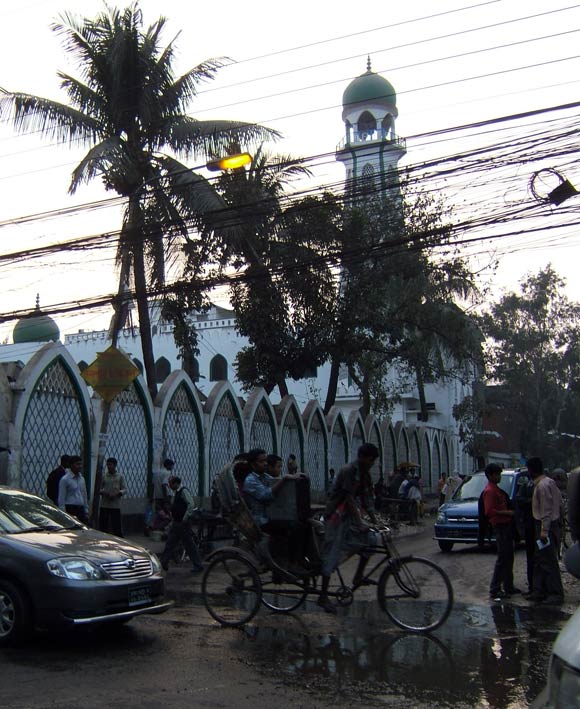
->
[343,69,396,108]
[13,310,60,344]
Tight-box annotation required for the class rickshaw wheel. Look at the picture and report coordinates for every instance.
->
[261,573,310,613]
[202,551,262,627]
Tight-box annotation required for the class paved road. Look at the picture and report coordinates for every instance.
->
[2,524,575,708]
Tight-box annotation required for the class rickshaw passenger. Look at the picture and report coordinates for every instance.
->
[317,443,380,614]
[242,448,306,566]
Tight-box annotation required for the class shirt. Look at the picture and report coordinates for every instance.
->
[324,461,375,519]
[171,485,196,523]
[152,469,170,499]
[482,481,511,527]
[243,471,275,527]
[532,475,563,533]
[100,471,127,509]
[58,471,88,512]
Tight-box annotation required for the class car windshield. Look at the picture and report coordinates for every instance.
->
[454,473,515,502]
[0,489,82,534]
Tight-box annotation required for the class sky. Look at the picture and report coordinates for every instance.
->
[0,0,579,342]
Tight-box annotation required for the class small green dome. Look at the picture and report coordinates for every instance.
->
[343,65,396,109]
[13,298,60,344]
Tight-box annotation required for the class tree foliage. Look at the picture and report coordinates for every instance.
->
[480,264,580,463]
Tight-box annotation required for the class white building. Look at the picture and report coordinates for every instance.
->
[1,62,477,478]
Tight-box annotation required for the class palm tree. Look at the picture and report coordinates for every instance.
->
[0,3,278,397]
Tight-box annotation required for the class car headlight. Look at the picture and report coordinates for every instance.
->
[437,511,447,523]
[548,655,580,708]
[47,557,105,580]
[150,553,162,574]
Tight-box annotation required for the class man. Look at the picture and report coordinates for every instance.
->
[152,458,173,511]
[482,463,520,601]
[266,454,283,479]
[243,448,297,532]
[318,443,380,614]
[58,455,88,524]
[527,456,565,604]
[46,455,70,505]
[515,471,536,595]
[99,457,127,537]
[160,476,203,574]
[287,454,298,475]
[243,448,305,568]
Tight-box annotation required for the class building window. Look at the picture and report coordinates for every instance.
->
[155,356,171,383]
[209,354,228,382]
[77,360,88,372]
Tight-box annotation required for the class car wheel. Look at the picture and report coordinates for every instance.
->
[0,580,31,645]
[438,541,454,553]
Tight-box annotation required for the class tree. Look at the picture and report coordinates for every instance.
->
[0,3,277,397]
[323,189,482,418]
[481,264,580,464]
[213,147,339,395]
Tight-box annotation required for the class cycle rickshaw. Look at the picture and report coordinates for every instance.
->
[201,465,453,633]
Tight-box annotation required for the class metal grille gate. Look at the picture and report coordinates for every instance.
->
[369,424,383,481]
[248,401,275,453]
[306,411,326,492]
[280,406,302,474]
[20,358,88,497]
[384,429,396,474]
[208,393,243,486]
[329,419,348,474]
[105,383,150,499]
[162,384,202,496]
[421,433,432,490]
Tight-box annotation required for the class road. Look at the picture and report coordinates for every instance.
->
[2,525,576,708]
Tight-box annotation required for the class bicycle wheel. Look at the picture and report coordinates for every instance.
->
[377,556,453,633]
[202,552,262,627]
[261,573,310,613]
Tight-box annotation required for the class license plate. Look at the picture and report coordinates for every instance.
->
[128,586,152,607]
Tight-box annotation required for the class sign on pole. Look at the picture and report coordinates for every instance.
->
[81,346,140,403]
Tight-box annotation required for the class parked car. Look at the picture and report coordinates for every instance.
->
[434,469,530,552]
[0,486,171,644]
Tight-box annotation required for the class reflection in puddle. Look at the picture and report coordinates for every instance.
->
[234,601,569,708]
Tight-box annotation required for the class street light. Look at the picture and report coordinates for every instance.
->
[206,152,252,172]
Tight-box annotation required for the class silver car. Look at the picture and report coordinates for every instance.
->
[0,486,170,644]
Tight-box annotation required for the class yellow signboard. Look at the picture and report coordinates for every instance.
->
[81,346,140,403]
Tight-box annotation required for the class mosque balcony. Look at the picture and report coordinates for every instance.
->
[336,130,406,152]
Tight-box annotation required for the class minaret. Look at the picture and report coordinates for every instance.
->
[336,57,406,198]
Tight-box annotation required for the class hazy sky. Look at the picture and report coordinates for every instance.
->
[1,0,579,342]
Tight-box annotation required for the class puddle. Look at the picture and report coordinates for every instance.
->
[230,601,569,708]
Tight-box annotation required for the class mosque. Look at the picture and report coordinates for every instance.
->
[1,62,478,481]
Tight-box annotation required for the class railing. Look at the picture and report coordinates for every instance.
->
[336,131,407,152]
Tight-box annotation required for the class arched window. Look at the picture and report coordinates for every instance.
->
[358,110,377,139]
[155,356,171,383]
[209,354,228,382]
[77,360,88,372]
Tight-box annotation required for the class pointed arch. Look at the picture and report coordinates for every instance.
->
[365,415,383,481]
[395,423,409,464]
[276,396,305,473]
[381,421,397,475]
[244,389,278,455]
[303,401,329,492]
[13,343,92,496]
[348,410,366,457]
[205,382,245,490]
[105,374,153,499]
[419,429,433,491]
[327,407,349,475]
[432,434,442,482]
[442,436,451,475]
[157,371,204,496]
[154,356,171,384]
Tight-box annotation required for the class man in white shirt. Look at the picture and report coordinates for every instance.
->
[58,455,88,524]
[152,458,173,511]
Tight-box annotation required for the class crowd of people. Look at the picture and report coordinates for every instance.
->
[482,457,566,605]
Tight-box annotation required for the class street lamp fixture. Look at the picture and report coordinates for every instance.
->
[206,152,252,172]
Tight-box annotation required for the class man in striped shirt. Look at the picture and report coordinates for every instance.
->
[527,456,564,605]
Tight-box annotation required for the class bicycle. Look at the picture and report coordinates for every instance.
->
[200,466,453,633]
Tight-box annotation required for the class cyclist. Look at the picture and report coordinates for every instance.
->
[317,443,380,614]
